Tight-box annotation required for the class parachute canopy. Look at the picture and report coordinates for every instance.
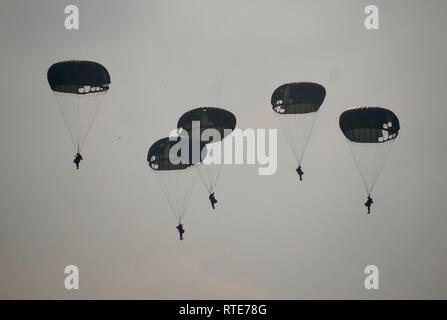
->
[271,82,326,114]
[147,137,200,171]
[339,107,400,143]
[48,60,111,94]
[177,107,236,143]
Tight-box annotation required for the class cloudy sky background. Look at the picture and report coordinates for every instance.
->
[0,0,447,299]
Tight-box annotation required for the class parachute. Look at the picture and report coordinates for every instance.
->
[339,107,400,211]
[177,107,236,143]
[177,107,236,208]
[147,137,199,225]
[48,60,110,155]
[271,82,326,179]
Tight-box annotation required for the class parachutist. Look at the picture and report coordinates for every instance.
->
[296,165,304,181]
[271,83,325,181]
[148,138,198,235]
[73,152,83,170]
[365,195,373,214]
[176,223,185,240]
[209,193,217,209]
[340,107,400,214]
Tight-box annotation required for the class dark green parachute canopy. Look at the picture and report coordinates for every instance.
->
[271,82,326,114]
[177,107,236,143]
[147,137,202,171]
[339,107,400,143]
[47,60,111,94]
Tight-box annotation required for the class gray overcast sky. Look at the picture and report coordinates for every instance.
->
[1,0,447,299]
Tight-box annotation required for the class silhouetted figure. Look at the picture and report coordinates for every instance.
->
[73,153,83,170]
[296,165,304,181]
[176,223,185,240]
[209,193,217,209]
[365,195,373,214]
